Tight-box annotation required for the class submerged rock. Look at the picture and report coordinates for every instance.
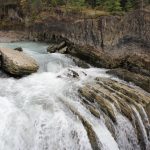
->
[14,47,23,52]
[0,48,39,76]
[67,69,79,78]
[47,44,57,53]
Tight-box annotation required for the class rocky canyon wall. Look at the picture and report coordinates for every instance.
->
[29,10,150,93]
[30,10,150,51]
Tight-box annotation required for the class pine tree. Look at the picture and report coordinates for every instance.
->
[105,0,122,12]
[125,0,133,11]
[114,0,122,11]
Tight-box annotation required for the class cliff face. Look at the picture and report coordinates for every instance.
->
[29,10,150,79]
[30,10,150,50]
[102,10,150,49]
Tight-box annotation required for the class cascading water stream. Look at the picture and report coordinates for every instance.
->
[0,42,149,150]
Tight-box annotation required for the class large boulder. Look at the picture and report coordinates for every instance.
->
[0,48,39,76]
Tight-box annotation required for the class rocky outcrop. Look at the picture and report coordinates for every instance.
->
[0,48,39,76]
[121,53,150,76]
[107,68,150,93]
[79,77,150,149]
[30,11,150,82]
[66,44,121,68]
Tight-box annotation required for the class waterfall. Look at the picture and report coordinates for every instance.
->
[131,106,150,149]
[0,42,149,150]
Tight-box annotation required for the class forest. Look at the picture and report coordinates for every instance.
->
[34,0,150,11]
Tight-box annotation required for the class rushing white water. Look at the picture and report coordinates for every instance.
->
[0,42,149,150]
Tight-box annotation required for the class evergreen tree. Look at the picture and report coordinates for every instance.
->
[105,0,122,11]
[85,0,97,8]
[125,0,133,11]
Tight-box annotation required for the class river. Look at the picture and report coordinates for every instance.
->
[0,42,149,150]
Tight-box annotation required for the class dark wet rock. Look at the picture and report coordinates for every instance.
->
[14,47,23,52]
[47,41,66,53]
[57,75,61,78]
[47,44,57,53]
[57,69,79,79]
[107,68,150,93]
[0,48,39,76]
[72,57,90,68]
[67,69,79,78]
[0,69,9,78]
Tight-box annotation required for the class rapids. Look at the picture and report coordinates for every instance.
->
[0,42,149,150]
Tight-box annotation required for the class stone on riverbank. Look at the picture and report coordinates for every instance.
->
[0,48,39,76]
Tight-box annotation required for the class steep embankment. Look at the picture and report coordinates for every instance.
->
[29,10,150,92]
[30,10,150,50]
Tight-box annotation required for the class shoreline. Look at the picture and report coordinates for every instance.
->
[0,31,28,43]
